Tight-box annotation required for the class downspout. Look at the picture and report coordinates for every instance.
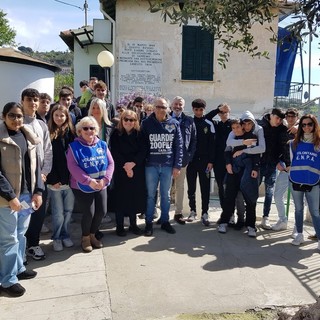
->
[99,3,116,107]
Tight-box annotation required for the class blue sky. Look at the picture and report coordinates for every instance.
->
[1,0,102,51]
[1,1,319,99]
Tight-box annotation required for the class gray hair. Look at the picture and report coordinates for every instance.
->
[75,116,100,136]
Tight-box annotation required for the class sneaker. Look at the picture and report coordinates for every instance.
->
[27,246,46,260]
[174,213,186,225]
[138,213,146,219]
[144,223,153,237]
[260,217,272,230]
[0,283,26,297]
[62,238,74,248]
[291,225,298,239]
[101,214,112,224]
[187,211,197,222]
[218,223,227,234]
[52,240,63,252]
[228,214,236,227]
[247,226,257,238]
[161,222,176,234]
[17,269,37,280]
[41,223,50,233]
[292,233,304,246]
[271,220,288,231]
[201,213,210,227]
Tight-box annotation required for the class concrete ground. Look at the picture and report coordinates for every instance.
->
[1,198,319,320]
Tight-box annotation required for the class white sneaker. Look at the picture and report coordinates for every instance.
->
[291,233,304,246]
[27,245,46,260]
[62,238,74,248]
[228,214,235,225]
[101,214,112,224]
[247,226,257,238]
[218,223,227,233]
[291,225,298,239]
[272,220,288,231]
[187,211,197,222]
[41,223,50,233]
[52,240,63,252]
[260,217,272,230]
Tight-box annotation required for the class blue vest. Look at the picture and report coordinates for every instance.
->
[290,141,320,185]
[70,139,108,193]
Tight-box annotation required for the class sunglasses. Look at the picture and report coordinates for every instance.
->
[82,126,96,131]
[302,122,314,128]
[8,113,23,120]
[123,118,136,123]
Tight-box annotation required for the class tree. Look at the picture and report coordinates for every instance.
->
[147,0,320,67]
[0,10,16,47]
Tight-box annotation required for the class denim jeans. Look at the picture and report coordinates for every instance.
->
[259,163,277,217]
[290,183,320,237]
[0,193,31,288]
[145,166,173,224]
[274,171,289,222]
[48,186,74,240]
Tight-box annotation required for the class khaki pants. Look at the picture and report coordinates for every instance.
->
[174,166,187,214]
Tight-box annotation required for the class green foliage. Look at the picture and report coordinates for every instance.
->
[0,10,17,46]
[147,0,320,68]
[54,73,74,101]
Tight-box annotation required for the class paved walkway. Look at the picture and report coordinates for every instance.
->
[1,199,319,320]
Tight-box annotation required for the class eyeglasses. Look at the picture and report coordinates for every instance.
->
[302,122,314,128]
[82,126,96,131]
[123,118,136,122]
[7,113,23,120]
[155,105,167,109]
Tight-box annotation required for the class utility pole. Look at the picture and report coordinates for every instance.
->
[54,0,89,26]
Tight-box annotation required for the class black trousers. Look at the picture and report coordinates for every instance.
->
[72,188,107,236]
[186,158,210,215]
[26,185,48,247]
[213,160,227,208]
[220,171,257,228]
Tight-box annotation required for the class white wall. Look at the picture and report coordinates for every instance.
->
[0,61,55,111]
[113,0,278,117]
[73,42,112,97]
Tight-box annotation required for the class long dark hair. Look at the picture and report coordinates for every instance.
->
[48,104,75,140]
[292,114,320,150]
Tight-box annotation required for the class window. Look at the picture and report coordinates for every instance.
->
[181,26,214,81]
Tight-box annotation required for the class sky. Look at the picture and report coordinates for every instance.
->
[1,0,102,51]
[1,1,320,99]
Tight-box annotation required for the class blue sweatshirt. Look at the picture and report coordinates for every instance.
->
[141,113,183,169]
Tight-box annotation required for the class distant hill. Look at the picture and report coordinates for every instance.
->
[18,46,73,69]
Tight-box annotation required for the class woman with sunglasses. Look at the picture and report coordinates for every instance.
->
[289,114,320,250]
[0,102,44,297]
[67,116,114,252]
[110,110,146,236]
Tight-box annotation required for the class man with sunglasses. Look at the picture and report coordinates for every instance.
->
[141,98,183,236]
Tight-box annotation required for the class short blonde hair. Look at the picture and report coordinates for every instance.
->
[143,103,154,112]
[75,116,99,136]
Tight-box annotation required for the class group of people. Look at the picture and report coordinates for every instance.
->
[1,80,320,298]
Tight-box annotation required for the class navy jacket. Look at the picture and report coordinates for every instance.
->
[141,113,183,169]
[170,111,197,167]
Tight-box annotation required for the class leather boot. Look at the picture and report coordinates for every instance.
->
[90,233,103,248]
[81,235,93,252]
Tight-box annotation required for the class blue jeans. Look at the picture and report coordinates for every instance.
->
[259,163,277,217]
[145,166,173,224]
[290,183,320,237]
[274,171,289,222]
[48,186,74,240]
[0,193,31,288]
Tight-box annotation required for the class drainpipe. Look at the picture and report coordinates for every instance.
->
[99,4,116,107]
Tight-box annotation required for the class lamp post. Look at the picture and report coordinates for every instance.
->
[97,51,114,99]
